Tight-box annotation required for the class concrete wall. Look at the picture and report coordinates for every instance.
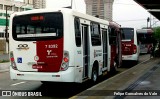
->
[0,39,6,52]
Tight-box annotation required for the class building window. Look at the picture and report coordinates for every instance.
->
[0,32,4,38]
[20,8,24,11]
[14,7,19,12]
[4,5,12,11]
[0,4,3,10]
[0,13,2,16]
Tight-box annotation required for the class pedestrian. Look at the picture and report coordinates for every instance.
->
[150,46,154,58]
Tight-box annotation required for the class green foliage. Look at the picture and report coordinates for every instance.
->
[0,60,9,63]
[153,26,160,41]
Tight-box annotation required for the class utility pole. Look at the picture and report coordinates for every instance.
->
[71,0,73,9]
[5,5,15,54]
[5,5,10,54]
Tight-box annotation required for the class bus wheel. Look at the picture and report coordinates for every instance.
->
[41,81,50,85]
[134,60,138,65]
[91,67,98,83]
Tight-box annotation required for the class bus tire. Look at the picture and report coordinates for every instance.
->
[134,60,138,65]
[91,67,98,83]
[41,81,50,85]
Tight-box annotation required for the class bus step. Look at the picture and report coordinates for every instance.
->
[83,77,89,82]
[102,71,108,76]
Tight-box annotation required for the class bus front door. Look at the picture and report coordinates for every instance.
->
[82,25,89,79]
[102,29,108,68]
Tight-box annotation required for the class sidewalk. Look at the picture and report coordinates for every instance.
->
[0,54,9,72]
[70,58,160,99]
[124,63,160,99]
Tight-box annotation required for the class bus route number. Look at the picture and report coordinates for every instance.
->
[45,44,58,49]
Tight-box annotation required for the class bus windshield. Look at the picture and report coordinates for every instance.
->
[121,28,134,40]
[12,12,63,41]
[137,33,153,44]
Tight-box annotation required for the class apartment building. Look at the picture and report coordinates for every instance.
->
[24,0,46,9]
[85,0,114,21]
[0,0,33,53]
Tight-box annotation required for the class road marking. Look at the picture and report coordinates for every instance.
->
[10,82,26,86]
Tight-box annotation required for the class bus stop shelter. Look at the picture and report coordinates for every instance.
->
[134,0,160,20]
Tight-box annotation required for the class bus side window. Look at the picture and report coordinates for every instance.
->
[74,17,81,47]
[137,33,140,45]
[109,27,117,45]
[90,22,101,46]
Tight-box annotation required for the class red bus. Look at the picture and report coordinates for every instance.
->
[137,28,154,54]
[109,22,122,71]
[121,27,140,63]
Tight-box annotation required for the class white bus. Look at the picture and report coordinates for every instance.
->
[9,8,112,83]
[137,28,154,54]
[121,27,140,63]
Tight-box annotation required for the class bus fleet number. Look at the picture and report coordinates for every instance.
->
[45,44,58,49]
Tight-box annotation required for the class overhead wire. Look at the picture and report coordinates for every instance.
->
[115,19,147,22]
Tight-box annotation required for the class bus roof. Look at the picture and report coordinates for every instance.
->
[136,29,153,34]
[109,21,121,29]
[120,27,136,31]
[120,27,135,29]
[72,11,109,25]
[10,8,109,26]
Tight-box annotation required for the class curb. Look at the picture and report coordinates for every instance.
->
[0,69,9,73]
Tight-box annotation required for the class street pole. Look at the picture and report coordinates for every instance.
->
[71,0,73,9]
[5,6,9,54]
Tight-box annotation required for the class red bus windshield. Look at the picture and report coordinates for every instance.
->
[12,12,63,41]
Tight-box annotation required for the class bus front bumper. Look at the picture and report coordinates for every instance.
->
[122,54,139,61]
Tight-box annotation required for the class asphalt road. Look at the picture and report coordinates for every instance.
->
[0,54,151,99]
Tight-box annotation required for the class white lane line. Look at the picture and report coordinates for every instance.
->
[10,82,26,86]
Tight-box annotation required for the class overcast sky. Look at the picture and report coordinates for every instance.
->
[113,0,153,28]
[113,0,159,28]
[46,0,86,13]
[15,0,160,29]
[46,0,160,29]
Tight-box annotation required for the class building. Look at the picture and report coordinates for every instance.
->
[24,0,46,9]
[0,0,33,53]
[85,0,114,21]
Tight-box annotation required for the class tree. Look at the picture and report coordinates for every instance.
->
[153,27,160,57]
[153,26,160,41]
